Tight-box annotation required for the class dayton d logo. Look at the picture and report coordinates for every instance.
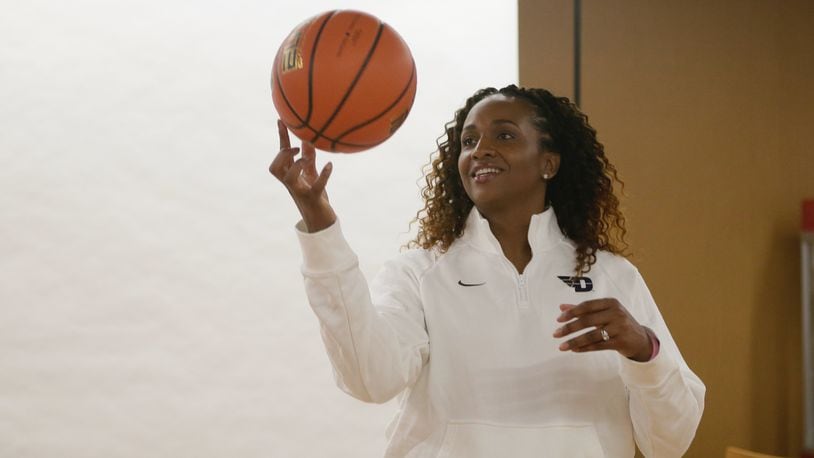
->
[557,276,593,292]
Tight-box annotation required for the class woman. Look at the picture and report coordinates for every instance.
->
[270,85,705,457]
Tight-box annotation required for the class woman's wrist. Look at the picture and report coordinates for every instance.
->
[628,327,660,363]
[627,326,656,362]
[300,204,337,233]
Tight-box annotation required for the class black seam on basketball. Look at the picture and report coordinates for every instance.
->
[311,20,385,143]
[293,124,320,140]
[312,132,387,149]
[274,61,307,128]
[331,61,416,150]
[327,137,387,149]
[274,63,375,149]
[305,11,337,126]
[266,90,373,149]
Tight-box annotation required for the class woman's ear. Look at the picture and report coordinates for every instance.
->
[540,151,561,181]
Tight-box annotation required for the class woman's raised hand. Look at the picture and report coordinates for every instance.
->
[269,120,337,232]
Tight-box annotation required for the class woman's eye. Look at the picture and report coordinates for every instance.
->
[498,132,515,140]
[462,137,476,147]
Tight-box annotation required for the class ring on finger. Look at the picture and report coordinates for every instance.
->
[600,327,610,342]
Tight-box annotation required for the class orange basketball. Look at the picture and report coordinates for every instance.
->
[271,10,417,153]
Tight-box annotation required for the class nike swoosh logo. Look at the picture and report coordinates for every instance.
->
[458,280,486,287]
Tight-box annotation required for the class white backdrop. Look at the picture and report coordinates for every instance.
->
[0,1,516,456]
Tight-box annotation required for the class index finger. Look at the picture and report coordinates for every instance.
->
[277,119,291,150]
[557,299,615,322]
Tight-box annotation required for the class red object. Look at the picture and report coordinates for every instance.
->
[804,199,814,231]
[271,10,417,153]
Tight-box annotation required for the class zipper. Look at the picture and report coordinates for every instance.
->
[497,254,531,307]
[517,272,530,306]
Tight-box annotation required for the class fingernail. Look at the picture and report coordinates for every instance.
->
[552,327,562,337]
[556,313,567,322]
[559,342,569,351]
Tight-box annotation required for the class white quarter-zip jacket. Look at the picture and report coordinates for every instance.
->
[295,208,705,457]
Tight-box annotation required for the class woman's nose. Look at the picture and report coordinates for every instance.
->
[472,139,495,159]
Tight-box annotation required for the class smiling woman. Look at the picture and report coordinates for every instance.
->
[413,86,628,277]
[270,84,706,457]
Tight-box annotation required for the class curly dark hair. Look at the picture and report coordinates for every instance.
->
[409,85,628,274]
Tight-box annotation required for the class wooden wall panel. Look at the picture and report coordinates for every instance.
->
[519,0,814,456]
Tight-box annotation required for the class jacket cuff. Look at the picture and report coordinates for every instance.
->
[618,347,680,388]
[295,219,358,274]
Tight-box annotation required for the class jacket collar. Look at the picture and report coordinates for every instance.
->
[460,207,566,256]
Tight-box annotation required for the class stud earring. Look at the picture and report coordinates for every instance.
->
[543,173,550,180]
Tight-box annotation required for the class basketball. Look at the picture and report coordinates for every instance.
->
[271,10,417,153]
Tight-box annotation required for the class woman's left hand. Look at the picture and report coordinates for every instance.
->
[553,298,653,362]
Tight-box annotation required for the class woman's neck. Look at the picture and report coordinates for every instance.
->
[481,207,544,274]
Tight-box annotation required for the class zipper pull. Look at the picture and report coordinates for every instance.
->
[518,274,529,304]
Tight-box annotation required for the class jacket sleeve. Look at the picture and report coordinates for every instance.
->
[618,270,706,457]
[295,220,430,404]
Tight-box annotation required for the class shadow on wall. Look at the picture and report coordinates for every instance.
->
[750,221,803,456]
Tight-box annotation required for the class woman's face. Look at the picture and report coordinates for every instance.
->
[457,94,559,216]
